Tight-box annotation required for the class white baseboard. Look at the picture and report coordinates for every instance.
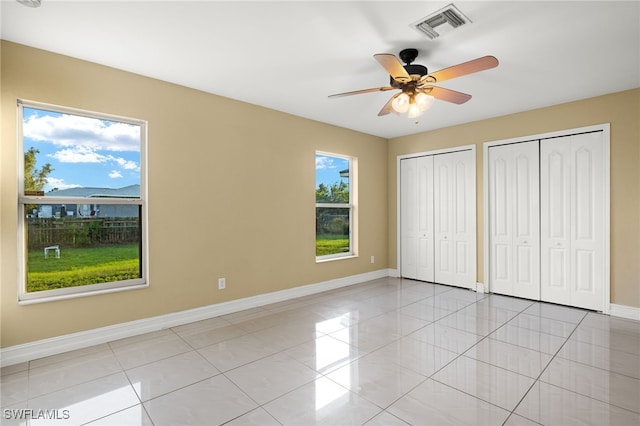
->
[476,282,486,293]
[610,303,640,321]
[0,269,393,367]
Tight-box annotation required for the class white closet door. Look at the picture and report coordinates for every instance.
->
[488,141,540,299]
[401,157,434,281]
[541,132,605,310]
[416,156,435,282]
[434,150,475,289]
[401,158,418,280]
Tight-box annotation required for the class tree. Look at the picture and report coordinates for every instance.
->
[24,147,53,192]
[316,181,350,236]
[316,181,349,203]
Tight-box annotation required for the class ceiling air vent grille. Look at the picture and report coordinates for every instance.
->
[411,4,471,40]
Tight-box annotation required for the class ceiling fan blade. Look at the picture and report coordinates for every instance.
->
[420,55,499,84]
[374,54,411,83]
[328,86,395,98]
[378,93,400,116]
[421,86,472,104]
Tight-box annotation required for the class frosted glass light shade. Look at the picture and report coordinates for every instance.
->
[408,103,423,119]
[391,93,410,113]
[415,92,434,111]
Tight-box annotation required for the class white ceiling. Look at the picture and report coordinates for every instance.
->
[2,1,639,139]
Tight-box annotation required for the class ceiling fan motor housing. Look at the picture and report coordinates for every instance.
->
[391,48,428,85]
[399,48,419,64]
[389,63,428,87]
[403,64,428,76]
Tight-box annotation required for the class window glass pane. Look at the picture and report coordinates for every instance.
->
[316,207,350,256]
[25,204,141,293]
[315,154,349,204]
[19,102,146,299]
[316,153,352,258]
[23,107,141,196]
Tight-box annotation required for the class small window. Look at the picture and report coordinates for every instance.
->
[18,100,147,302]
[315,152,355,260]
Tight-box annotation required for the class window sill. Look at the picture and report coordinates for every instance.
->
[315,254,359,264]
[18,283,149,306]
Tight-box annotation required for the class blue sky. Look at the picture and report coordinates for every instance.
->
[315,154,349,189]
[23,107,141,192]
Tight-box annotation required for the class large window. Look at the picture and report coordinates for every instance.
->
[315,152,355,260]
[18,100,147,302]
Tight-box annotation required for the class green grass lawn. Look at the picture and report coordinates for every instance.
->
[28,238,346,292]
[316,235,349,256]
[27,244,140,292]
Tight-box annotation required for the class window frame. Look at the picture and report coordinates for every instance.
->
[315,151,357,262]
[17,99,149,304]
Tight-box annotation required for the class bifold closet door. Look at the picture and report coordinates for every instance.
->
[488,141,540,299]
[540,132,606,311]
[400,156,434,282]
[434,150,476,289]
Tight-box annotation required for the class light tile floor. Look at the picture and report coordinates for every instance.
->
[2,277,640,425]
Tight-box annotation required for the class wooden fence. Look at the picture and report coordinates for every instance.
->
[27,217,140,249]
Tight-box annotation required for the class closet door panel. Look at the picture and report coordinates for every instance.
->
[488,141,539,299]
[489,153,512,294]
[541,132,605,310]
[416,156,435,282]
[541,138,572,305]
[400,158,418,280]
[401,156,435,282]
[513,148,540,298]
[454,160,469,277]
[452,150,475,288]
[435,150,475,289]
[434,157,454,285]
[570,132,605,309]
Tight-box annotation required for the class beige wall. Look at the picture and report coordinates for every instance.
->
[388,88,640,308]
[1,41,638,349]
[0,42,388,348]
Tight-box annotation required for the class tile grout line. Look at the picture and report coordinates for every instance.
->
[504,310,588,425]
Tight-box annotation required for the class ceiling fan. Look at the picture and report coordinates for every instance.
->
[329,49,498,119]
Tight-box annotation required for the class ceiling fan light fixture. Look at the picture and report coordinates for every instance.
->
[392,92,432,118]
[329,48,494,120]
[407,102,424,119]
[391,93,411,113]
[415,92,435,111]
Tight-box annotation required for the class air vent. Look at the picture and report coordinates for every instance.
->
[411,4,471,40]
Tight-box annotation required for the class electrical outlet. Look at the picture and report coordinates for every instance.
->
[370,256,375,264]
[218,277,226,290]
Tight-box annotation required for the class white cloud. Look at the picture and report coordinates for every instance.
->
[49,146,109,163]
[315,156,335,170]
[113,157,139,171]
[23,112,140,152]
[44,177,81,192]
[47,147,140,172]
[109,170,123,179]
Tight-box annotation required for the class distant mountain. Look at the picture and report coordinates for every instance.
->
[46,185,140,198]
